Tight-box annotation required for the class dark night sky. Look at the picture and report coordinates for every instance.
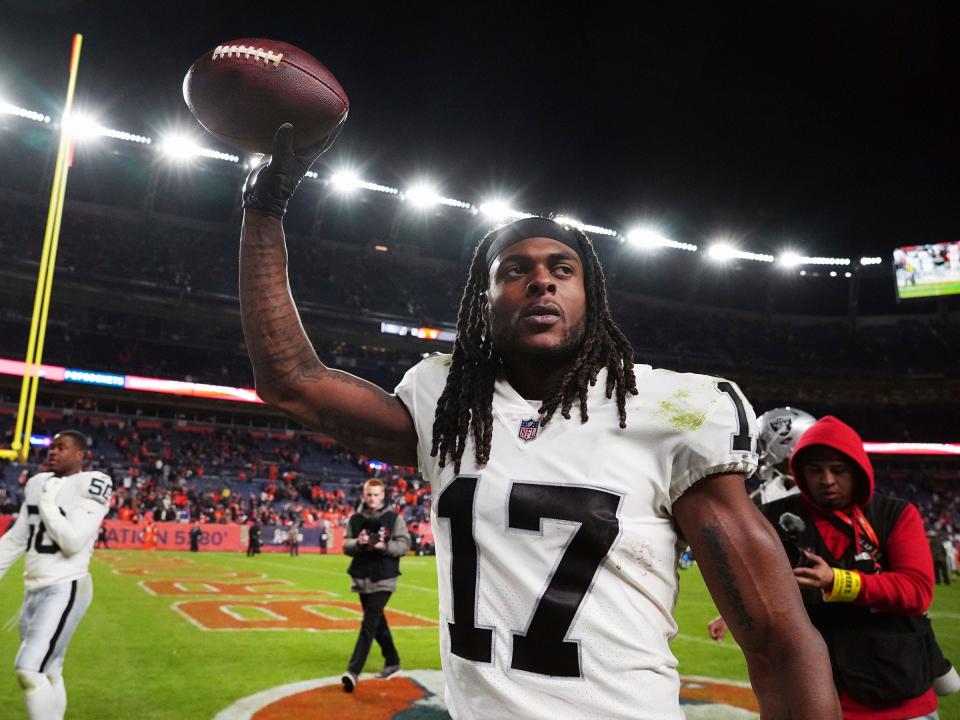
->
[1,1,959,258]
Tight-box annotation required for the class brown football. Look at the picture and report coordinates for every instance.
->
[183,39,349,154]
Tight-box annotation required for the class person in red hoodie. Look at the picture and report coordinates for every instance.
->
[762,416,938,720]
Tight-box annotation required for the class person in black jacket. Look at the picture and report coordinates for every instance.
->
[247,520,262,557]
[189,521,202,553]
[340,479,410,693]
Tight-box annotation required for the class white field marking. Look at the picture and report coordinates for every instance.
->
[174,582,220,593]
[930,611,960,620]
[674,633,745,651]
[681,674,753,689]
[253,559,440,593]
[220,605,287,622]
[168,601,437,633]
[213,675,353,720]
[138,580,157,597]
[301,604,362,620]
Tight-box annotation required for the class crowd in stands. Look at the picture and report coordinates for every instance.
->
[0,415,432,536]
[1,207,959,407]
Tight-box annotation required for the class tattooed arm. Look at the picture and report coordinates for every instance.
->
[674,473,840,720]
[240,210,418,464]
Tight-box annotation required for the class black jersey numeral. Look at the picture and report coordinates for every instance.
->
[508,483,622,676]
[436,476,493,663]
[437,476,622,677]
[716,381,754,452]
[26,505,61,554]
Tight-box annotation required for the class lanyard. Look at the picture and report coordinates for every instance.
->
[831,506,881,569]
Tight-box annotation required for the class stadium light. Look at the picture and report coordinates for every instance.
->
[844,272,852,278]
[830,271,837,277]
[708,241,774,263]
[479,199,523,221]
[330,169,361,194]
[778,251,802,268]
[708,242,735,262]
[626,227,698,252]
[0,98,51,124]
[246,155,263,169]
[159,133,200,162]
[158,134,238,164]
[860,256,883,266]
[403,183,440,208]
[62,111,103,141]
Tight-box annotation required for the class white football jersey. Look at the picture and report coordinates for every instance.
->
[396,355,758,720]
[0,471,112,591]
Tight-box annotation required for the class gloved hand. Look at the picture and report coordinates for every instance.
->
[242,119,345,219]
[40,475,65,512]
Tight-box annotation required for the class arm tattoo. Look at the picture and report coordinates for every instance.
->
[701,524,755,633]
[239,217,326,386]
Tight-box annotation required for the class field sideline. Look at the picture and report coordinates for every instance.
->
[0,550,957,719]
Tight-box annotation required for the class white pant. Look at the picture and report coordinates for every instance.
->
[16,575,93,675]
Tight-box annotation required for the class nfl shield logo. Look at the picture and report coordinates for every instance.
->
[518,419,540,442]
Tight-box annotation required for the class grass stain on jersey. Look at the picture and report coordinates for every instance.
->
[656,392,709,431]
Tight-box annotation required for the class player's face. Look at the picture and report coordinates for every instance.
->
[486,237,587,361]
[363,484,385,511]
[46,435,84,476]
[801,447,857,510]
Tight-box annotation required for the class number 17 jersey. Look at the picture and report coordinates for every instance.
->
[395,355,758,720]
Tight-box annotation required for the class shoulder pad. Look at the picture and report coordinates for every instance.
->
[81,472,113,505]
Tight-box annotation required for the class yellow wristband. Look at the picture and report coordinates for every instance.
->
[825,568,862,602]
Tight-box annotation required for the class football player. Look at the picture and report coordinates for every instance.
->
[238,125,840,718]
[753,407,817,505]
[0,430,112,720]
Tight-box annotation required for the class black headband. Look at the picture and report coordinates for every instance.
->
[484,217,587,272]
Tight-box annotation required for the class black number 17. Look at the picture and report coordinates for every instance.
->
[437,476,621,678]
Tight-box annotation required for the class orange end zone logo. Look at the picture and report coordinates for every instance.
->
[214,671,759,719]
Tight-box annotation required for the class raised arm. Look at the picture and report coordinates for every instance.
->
[674,473,841,720]
[240,124,418,465]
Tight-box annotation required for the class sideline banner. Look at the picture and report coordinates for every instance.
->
[101,520,244,551]
[0,516,348,553]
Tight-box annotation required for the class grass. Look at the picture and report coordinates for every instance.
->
[898,281,960,299]
[0,550,957,719]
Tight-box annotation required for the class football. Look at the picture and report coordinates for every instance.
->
[182,38,349,154]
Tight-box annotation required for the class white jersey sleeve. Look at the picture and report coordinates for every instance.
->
[394,353,453,468]
[40,471,112,556]
[0,491,31,582]
[664,373,758,503]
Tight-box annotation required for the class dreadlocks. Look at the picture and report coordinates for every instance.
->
[430,220,637,473]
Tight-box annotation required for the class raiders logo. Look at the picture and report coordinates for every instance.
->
[769,416,793,437]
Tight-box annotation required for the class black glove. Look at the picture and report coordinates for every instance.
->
[242,119,344,219]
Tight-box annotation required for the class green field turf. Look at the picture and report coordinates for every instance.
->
[0,550,957,719]
[898,281,960,299]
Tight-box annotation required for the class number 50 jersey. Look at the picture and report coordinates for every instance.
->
[396,355,758,720]
[0,471,112,591]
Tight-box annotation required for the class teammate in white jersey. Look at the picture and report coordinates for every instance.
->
[239,126,840,718]
[0,430,112,720]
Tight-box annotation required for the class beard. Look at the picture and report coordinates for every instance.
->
[491,314,587,364]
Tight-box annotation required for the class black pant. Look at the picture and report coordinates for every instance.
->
[935,560,951,585]
[347,591,400,675]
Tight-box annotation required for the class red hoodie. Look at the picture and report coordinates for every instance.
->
[790,416,936,720]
